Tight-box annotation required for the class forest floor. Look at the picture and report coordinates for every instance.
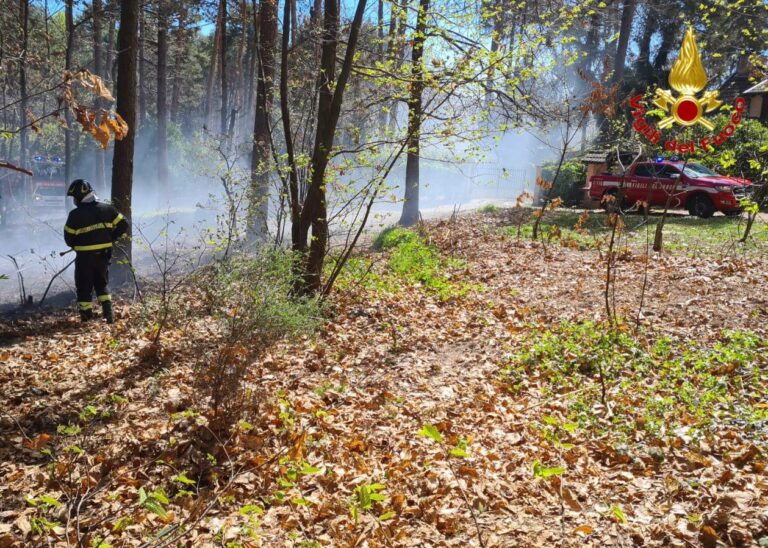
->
[1,208,767,547]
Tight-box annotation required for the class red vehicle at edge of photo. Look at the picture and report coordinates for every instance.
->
[587,159,754,218]
[0,156,67,227]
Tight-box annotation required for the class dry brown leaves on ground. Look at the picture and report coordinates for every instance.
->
[1,212,767,547]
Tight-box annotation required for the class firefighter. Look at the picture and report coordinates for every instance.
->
[64,179,128,323]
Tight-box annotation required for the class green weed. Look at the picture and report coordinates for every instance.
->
[502,322,768,446]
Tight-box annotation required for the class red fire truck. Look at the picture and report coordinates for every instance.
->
[29,156,67,213]
[587,159,753,218]
[0,156,67,228]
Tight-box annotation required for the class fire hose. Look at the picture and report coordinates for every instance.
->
[39,248,142,306]
[38,257,76,306]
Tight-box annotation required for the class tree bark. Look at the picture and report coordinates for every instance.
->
[219,0,229,135]
[653,15,677,72]
[248,0,278,241]
[244,0,259,135]
[19,0,29,170]
[398,0,430,227]
[388,2,408,131]
[93,0,107,194]
[106,0,116,85]
[170,6,186,124]
[138,11,147,130]
[295,0,368,293]
[157,1,169,204]
[65,0,74,185]
[280,0,300,245]
[637,4,656,84]
[205,1,224,129]
[612,0,635,85]
[111,0,139,284]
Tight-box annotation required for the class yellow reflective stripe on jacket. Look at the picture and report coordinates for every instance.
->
[65,223,109,235]
[65,214,123,235]
[73,242,113,251]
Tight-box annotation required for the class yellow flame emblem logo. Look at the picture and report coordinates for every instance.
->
[653,27,722,130]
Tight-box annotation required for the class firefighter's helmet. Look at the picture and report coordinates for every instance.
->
[67,179,94,203]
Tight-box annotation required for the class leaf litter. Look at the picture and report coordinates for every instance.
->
[0,211,766,547]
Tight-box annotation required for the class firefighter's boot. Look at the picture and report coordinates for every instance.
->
[79,307,94,322]
[102,301,114,324]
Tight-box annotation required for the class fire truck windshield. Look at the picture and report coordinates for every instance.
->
[681,163,718,178]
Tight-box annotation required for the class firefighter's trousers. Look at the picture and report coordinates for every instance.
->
[75,250,112,311]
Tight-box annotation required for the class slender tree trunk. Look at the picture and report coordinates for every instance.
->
[653,15,677,71]
[232,0,248,138]
[170,6,186,123]
[388,3,407,131]
[280,0,300,246]
[205,1,224,128]
[138,12,147,130]
[111,0,139,284]
[19,0,29,170]
[377,0,384,55]
[93,0,107,194]
[295,0,368,293]
[248,0,278,240]
[219,0,229,135]
[398,0,429,227]
[637,4,656,84]
[106,1,116,85]
[157,1,169,204]
[612,0,635,85]
[244,0,259,134]
[311,0,322,25]
[65,0,74,186]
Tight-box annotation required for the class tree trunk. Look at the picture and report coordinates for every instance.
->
[219,0,229,135]
[388,3,408,131]
[111,0,139,284]
[248,0,278,241]
[637,4,656,84]
[244,0,259,134]
[157,2,169,204]
[612,0,635,85]
[19,0,29,170]
[106,1,116,85]
[170,6,186,124]
[295,0,368,294]
[93,0,107,194]
[398,0,429,227]
[65,0,74,186]
[653,16,677,72]
[138,12,147,130]
[311,0,322,25]
[205,1,224,129]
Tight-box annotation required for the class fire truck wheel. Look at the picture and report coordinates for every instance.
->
[687,195,714,219]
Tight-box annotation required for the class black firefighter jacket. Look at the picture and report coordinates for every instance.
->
[64,202,129,252]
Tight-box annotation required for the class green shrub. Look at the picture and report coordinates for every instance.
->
[369,227,477,300]
[502,322,768,441]
[373,226,419,250]
[478,204,500,214]
[540,160,586,207]
[207,250,321,339]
